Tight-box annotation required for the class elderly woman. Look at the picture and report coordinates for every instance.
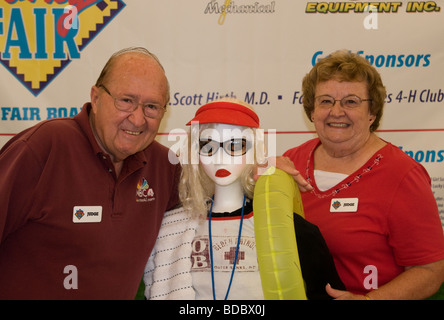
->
[283,50,444,300]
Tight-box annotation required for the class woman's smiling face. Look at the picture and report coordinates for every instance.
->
[311,79,376,151]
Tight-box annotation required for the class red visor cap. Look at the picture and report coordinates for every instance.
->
[186,101,259,128]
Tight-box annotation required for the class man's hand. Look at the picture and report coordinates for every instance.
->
[254,156,313,192]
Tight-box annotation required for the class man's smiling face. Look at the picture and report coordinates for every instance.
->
[90,52,168,163]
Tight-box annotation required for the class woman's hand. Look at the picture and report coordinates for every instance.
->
[326,284,368,300]
[254,156,313,192]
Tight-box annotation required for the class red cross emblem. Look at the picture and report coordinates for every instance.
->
[224,246,245,265]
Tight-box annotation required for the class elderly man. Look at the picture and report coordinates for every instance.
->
[0,47,180,299]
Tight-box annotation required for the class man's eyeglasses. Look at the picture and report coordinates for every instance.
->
[199,138,251,157]
[99,84,166,119]
[315,95,372,109]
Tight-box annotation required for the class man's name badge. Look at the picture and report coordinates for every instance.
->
[73,206,103,223]
[330,198,359,213]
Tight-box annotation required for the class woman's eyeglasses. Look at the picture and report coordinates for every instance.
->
[315,95,372,109]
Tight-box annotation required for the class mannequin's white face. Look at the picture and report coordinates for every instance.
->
[199,123,254,186]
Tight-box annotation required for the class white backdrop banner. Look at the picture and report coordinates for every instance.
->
[1,0,443,226]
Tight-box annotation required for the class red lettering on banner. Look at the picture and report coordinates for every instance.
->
[4,0,68,4]
[3,0,98,37]
[56,0,99,37]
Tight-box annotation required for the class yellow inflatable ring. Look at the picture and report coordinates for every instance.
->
[253,167,307,300]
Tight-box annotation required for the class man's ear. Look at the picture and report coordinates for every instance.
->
[90,86,100,112]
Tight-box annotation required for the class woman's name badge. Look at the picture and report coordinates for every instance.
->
[330,198,358,213]
[73,206,103,223]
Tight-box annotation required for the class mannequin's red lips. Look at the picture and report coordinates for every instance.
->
[215,169,231,177]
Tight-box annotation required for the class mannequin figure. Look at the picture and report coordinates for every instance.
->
[144,98,344,300]
[144,98,264,299]
[186,120,262,299]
